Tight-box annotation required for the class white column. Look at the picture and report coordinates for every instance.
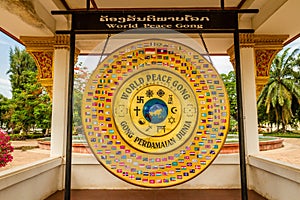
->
[240,47,260,155]
[50,48,69,157]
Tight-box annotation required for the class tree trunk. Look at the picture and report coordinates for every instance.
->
[282,122,286,133]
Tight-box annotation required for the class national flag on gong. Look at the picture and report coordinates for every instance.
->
[157,48,167,54]
[145,48,156,54]
[142,178,148,183]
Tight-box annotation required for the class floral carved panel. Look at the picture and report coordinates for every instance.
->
[255,49,278,77]
[31,51,53,79]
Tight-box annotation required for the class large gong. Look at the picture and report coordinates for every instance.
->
[81,39,230,187]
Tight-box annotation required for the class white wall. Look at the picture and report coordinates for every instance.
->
[70,154,241,189]
[1,155,300,200]
[248,155,300,200]
[0,158,62,200]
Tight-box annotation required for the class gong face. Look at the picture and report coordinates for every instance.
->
[113,68,198,154]
[81,39,230,187]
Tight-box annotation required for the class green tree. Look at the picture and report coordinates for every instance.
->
[7,47,37,91]
[0,94,10,128]
[221,71,237,131]
[6,47,52,134]
[33,93,52,135]
[73,63,90,134]
[257,48,300,132]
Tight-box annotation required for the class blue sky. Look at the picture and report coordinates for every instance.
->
[1,31,299,99]
[0,32,24,98]
[280,38,300,53]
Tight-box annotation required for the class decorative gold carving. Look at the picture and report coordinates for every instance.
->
[226,34,289,97]
[20,36,54,51]
[54,35,80,62]
[254,34,289,47]
[20,35,81,101]
[226,45,235,70]
[31,51,54,79]
[240,33,255,48]
[20,36,54,100]
[39,79,53,99]
[255,49,278,77]
[54,35,70,49]
[75,48,80,63]
[253,34,288,96]
[256,76,269,97]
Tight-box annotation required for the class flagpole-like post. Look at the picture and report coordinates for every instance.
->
[234,20,249,200]
[64,30,76,200]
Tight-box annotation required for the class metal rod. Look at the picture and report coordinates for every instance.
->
[234,19,248,200]
[97,34,111,66]
[64,30,76,200]
[221,0,225,9]
[199,33,213,64]
[86,0,90,10]
[51,9,259,15]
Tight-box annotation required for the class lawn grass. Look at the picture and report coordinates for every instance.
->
[263,130,300,138]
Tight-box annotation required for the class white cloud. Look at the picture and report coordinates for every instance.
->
[211,56,234,75]
[0,78,12,98]
[0,40,10,46]
[77,55,99,72]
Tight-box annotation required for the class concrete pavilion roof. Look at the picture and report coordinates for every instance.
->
[0,0,299,54]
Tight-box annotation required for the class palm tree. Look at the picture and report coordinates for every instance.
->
[257,48,300,132]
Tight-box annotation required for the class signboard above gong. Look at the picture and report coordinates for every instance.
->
[72,10,237,33]
[82,39,230,187]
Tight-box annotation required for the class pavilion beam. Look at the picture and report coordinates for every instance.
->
[51,8,259,200]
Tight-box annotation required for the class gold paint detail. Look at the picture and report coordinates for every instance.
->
[255,49,279,77]
[129,85,182,137]
[20,35,81,100]
[82,39,230,187]
[20,36,54,51]
[31,51,54,79]
[255,76,270,98]
[113,68,197,154]
[54,35,70,49]
[226,34,289,97]
[21,36,55,99]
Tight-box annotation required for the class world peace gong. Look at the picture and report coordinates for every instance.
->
[120,73,191,100]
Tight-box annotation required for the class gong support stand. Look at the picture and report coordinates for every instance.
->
[52,4,258,200]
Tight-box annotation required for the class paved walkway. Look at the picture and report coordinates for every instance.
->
[1,138,300,172]
[259,138,300,167]
[0,140,50,172]
[10,139,39,148]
